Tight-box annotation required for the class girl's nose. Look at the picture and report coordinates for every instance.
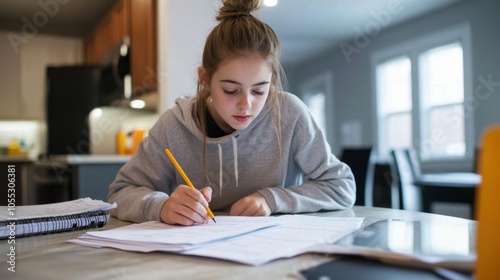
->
[237,92,252,110]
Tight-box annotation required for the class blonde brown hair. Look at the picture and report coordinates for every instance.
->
[196,0,285,182]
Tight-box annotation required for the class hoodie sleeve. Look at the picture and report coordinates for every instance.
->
[107,116,174,223]
[258,95,356,214]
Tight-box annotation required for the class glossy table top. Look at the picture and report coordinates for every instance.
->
[0,206,476,280]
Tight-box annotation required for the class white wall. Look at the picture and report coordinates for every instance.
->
[288,0,500,172]
[157,0,218,113]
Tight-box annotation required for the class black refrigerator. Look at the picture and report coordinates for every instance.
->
[46,65,101,155]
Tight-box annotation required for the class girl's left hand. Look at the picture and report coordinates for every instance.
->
[229,192,271,216]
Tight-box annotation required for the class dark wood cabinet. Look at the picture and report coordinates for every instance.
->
[130,0,157,95]
[84,0,157,96]
[0,159,35,206]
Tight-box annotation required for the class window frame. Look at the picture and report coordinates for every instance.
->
[371,23,473,164]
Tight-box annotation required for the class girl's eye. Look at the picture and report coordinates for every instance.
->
[252,90,265,96]
[223,89,237,95]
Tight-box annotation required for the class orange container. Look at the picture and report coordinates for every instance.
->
[130,128,145,154]
[116,130,126,155]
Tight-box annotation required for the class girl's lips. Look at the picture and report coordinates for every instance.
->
[233,115,251,122]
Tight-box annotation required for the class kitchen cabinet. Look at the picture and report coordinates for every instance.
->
[63,155,130,201]
[0,33,21,119]
[28,155,130,204]
[84,0,157,96]
[84,0,129,64]
[0,158,35,206]
[130,0,157,94]
[0,33,83,120]
[70,162,125,202]
[20,36,83,120]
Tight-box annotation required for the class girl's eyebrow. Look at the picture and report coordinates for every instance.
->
[220,79,270,86]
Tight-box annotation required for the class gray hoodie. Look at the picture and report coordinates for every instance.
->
[108,92,355,223]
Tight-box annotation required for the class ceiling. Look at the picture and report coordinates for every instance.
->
[0,0,115,37]
[256,0,465,65]
[0,0,464,65]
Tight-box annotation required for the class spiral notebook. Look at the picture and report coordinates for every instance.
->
[0,198,116,239]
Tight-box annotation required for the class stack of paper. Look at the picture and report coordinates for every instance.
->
[71,216,281,252]
[183,215,364,265]
[70,215,364,265]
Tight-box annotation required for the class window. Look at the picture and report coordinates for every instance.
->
[376,56,412,158]
[305,93,326,134]
[419,43,465,158]
[373,24,472,162]
[299,71,334,147]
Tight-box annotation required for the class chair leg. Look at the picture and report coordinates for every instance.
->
[421,189,432,213]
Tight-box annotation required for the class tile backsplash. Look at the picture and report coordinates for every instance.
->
[0,120,46,158]
[89,107,158,154]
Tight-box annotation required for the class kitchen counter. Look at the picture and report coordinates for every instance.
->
[0,155,35,163]
[0,155,132,206]
[33,154,132,203]
[64,155,130,201]
[51,154,132,165]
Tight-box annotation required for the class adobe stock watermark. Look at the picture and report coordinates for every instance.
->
[340,0,407,63]
[418,73,500,158]
[6,165,17,273]
[7,0,71,54]
[464,74,500,118]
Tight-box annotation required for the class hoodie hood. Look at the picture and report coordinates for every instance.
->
[171,96,273,143]
[170,96,273,196]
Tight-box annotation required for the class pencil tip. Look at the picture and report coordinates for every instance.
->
[212,218,217,223]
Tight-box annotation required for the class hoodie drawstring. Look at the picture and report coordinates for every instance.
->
[217,136,239,197]
[218,144,223,197]
[232,136,239,188]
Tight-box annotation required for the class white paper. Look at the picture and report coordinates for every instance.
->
[71,216,281,252]
[184,215,364,265]
[71,215,364,265]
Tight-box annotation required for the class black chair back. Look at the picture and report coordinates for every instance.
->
[340,147,375,206]
[388,149,422,211]
[405,148,422,178]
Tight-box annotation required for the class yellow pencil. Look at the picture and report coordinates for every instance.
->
[165,148,216,223]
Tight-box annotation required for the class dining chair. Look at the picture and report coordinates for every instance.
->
[406,147,479,217]
[339,147,375,206]
[388,149,422,211]
[475,126,500,279]
[405,148,422,178]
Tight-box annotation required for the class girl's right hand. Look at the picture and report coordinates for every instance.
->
[160,185,213,225]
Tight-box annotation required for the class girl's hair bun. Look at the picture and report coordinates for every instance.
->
[216,0,261,21]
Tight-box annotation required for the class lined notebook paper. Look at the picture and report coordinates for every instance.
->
[0,198,116,239]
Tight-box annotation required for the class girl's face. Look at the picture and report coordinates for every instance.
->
[202,54,272,133]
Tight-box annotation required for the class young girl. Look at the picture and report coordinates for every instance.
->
[108,0,355,225]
